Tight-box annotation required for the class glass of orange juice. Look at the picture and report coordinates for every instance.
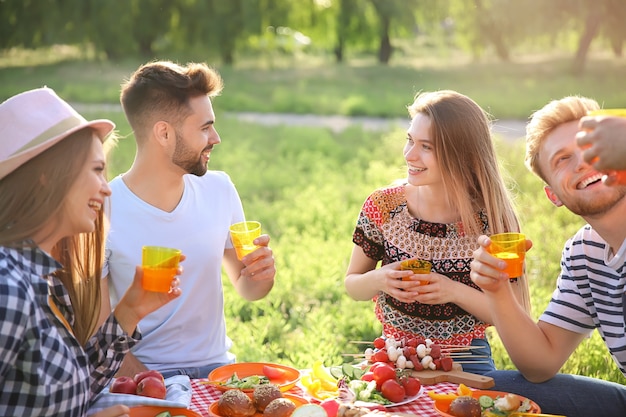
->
[229,221,261,260]
[400,259,432,285]
[487,233,526,278]
[141,246,181,292]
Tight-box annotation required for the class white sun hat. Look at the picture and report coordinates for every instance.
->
[0,87,115,180]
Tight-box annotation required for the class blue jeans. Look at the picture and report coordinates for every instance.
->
[160,360,235,380]
[485,370,626,417]
[458,338,496,375]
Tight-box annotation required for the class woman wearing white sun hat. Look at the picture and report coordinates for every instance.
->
[0,88,182,417]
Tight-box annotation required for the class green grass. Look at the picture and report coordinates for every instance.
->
[5,46,625,384]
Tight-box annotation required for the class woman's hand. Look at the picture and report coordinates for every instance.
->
[114,259,183,335]
[410,272,460,305]
[379,261,426,303]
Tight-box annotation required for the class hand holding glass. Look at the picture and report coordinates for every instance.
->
[487,233,525,278]
[141,246,181,292]
[400,259,432,285]
[230,221,261,260]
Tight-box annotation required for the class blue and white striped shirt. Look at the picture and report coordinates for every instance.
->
[541,224,626,376]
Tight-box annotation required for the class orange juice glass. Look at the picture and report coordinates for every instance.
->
[400,259,432,285]
[230,221,261,260]
[141,246,181,292]
[488,233,525,278]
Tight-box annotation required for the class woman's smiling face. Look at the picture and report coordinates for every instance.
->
[60,134,111,236]
[404,112,442,187]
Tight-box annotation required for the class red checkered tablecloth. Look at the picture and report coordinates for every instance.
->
[189,379,460,417]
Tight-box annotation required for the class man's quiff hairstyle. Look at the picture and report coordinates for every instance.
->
[525,96,599,183]
[120,61,224,138]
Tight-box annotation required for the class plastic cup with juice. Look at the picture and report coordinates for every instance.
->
[400,259,432,285]
[229,221,262,260]
[487,233,526,278]
[141,246,181,292]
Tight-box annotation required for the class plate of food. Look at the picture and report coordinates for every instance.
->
[433,390,541,417]
[207,362,301,393]
[209,387,309,417]
[129,406,202,417]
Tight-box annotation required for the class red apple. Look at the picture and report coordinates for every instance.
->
[133,369,165,385]
[136,376,167,399]
[110,376,137,394]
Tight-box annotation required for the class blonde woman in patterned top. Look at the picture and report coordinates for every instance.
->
[345,90,530,375]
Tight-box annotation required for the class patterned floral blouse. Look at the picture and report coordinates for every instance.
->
[352,184,491,346]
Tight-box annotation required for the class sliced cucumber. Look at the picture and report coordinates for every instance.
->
[329,366,344,379]
[154,412,172,417]
[351,367,366,380]
[478,395,495,408]
[341,363,355,379]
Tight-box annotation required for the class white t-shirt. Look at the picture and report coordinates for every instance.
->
[540,224,626,376]
[103,171,244,371]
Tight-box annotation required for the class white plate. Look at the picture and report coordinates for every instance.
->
[354,386,424,408]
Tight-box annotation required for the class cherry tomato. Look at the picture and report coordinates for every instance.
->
[372,362,396,384]
[400,376,421,397]
[369,362,383,372]
[373,337,386,349]
[262,365,286,379]
[361,371,375,382]
[372,350,389,363]
[381,379,405,403]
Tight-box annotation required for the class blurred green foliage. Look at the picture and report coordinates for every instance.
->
[1,47,625,120]
[2,0,625,72]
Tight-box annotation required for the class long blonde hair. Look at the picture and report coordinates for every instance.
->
[408,90,519,236]
[0,129,105,344]
[408,90,530,312]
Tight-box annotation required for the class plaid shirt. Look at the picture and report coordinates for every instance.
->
[0,245,140,417]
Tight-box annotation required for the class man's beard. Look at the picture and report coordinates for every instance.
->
[561,187,626,217]
[172,130,209,176]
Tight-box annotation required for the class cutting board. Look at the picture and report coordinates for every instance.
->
[410,363,494,389]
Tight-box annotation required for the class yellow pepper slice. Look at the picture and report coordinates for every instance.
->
[456,383,473,397]
[427,391,458,401]
[312,360,338,384]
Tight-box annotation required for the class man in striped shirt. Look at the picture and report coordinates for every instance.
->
[470,96,626,417]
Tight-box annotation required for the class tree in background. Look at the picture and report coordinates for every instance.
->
[367,0,422,64]
[1,0,624,73]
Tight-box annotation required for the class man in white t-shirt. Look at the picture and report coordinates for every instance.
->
[100,61,276,379]
[470,96,626,417]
